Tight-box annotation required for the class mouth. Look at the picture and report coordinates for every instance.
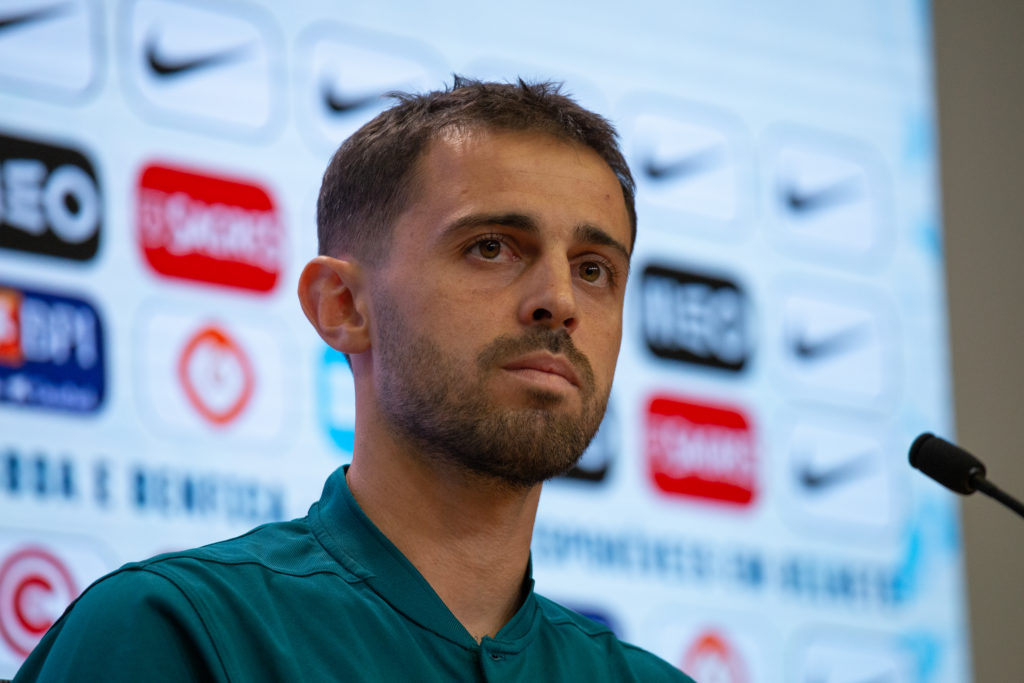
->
[502,353,581,390]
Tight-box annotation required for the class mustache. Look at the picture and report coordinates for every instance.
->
[477,328,596,391]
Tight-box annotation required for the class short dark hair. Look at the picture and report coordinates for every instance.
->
[316,76,636,262]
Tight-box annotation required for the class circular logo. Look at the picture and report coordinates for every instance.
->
[681,629,748,683]
[178,324,255,426]
[0,547,77,657]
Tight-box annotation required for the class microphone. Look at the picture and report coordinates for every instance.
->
[909,433,1024,520]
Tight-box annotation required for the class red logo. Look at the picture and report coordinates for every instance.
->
[0,288,22,367]
[646,394,757,505]
[178,324,255,426]
[681,630,749,683]
[0,547,77,657]
[137,163,283,292]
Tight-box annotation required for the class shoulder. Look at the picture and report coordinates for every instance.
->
[107,517,357,628]
[132,517,348,583]
[16,518,348,681]
[15,565,225,681]
[534,596,696,682]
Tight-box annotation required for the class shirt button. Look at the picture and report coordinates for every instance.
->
[489,653,504,661]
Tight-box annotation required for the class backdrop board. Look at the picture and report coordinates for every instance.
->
[0,1,970,680]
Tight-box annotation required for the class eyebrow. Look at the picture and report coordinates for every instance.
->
[444,212,631,264]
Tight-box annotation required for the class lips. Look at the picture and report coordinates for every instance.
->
[502,353,581,388]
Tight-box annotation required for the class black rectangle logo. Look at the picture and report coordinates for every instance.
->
[0,132,101,261]
[641,264,751,371]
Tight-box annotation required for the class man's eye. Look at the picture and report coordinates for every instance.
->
[477,239,502,259]
[578,261,606,283]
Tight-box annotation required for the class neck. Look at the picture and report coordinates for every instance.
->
[346,438,541,643]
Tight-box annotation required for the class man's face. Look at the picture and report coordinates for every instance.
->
[369,127,632,488]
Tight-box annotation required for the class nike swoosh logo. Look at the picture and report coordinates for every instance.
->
[790,322,868,361]
[145,33,251,78]
[796,451,873,491]
[782,176,862,214]
[642,145,723,181]
[0,3,72,34]
[321,80,382,114]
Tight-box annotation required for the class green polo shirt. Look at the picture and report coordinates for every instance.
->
[16,466,693,682]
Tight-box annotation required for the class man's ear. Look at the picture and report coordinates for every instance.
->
[298,256,370,354]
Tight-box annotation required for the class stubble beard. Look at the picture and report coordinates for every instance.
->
[373,294,609,489]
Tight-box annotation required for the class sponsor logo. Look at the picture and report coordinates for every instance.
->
[0,5,72,34]
[317,346,355,458]
[145,33,251,79]
[642,264,750,371]
[125,0,280,136]
[646,394,757,505]
[777,285,896,409]
[0,0,98,98]
[781,419,900,538]
[295,23,445,153]
[0,132,101,261]
[0,446,78,503]
[178,324,254,426]
[0,283,104,413]
[0,546,76,658]
[137,309,287,444]
[763,127,891,262]
[137,162,283,292]
[130,462,284,524]
[622,100,752,236]
[681,629,749,683]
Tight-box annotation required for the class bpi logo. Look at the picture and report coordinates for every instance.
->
[0,546,76,658]
[178,324,254,426]
[136,162,284,292]
[0,132,101,261]
[641,264,750,372]
[646,394,757,506]
[681,630,750,683]
[0,283,105,413]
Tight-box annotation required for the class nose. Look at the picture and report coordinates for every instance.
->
[518,256,579,334]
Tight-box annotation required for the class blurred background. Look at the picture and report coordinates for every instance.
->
[934,1,1024,681]
[0,0,1019,680]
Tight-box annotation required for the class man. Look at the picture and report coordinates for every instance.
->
[15,78,694,682]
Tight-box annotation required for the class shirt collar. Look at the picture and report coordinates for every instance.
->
[310,465,540,651]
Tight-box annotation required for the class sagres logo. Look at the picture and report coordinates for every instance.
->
[682,629,749,683]
[0,283,105,413]
[646,394,757,505]
[178,324,254,426]
[0,132,101,261]
[137,163,284,292]
[0,546,76,658]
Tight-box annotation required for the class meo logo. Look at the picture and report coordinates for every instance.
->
[0,132,101,262]
[646,394,757,506]
[136,163,284,292]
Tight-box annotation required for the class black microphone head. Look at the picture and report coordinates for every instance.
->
[908,432,987,495]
